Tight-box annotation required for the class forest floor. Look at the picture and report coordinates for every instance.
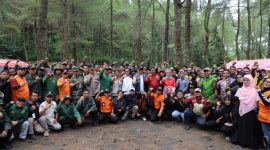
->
[13,120,249,150]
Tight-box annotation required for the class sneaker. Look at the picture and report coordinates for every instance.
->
[18,137,26,141]
[185,125,191,130]
[225,136,230,142]
[44,131,49,137]
[142,117,147,121]
[28,134,37,140]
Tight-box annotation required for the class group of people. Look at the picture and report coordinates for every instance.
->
[0,59,270,149]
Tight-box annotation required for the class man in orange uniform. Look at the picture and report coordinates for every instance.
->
[148,87,165,122]
[10,67,30,101]
[95,89,118,123]
[57,70,71,102]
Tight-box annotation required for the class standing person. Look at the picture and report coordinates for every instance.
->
[99,66,113,92]
[233,75,263,149]
[199,67,216,102]
[0,92,12,149]
[25,66,41,97]
[111,70,123,99]
[95,90,118,123]
[70,66,84,103]
[160,69,176,97]
[257,77,270,150]
[57,70,71,102]
[145,68,161,91]
[42,66,62,101]
[84,67,100,98]
[0,70,12,106]
[133,67,147,93]
[6,97,29,141]
[216,69,232,101]
[10,67,30,101]
[39,92,61,137]
[121,69,134,94]
[148,87,165,122]
[76,90,98,125]
[175,70,189,94]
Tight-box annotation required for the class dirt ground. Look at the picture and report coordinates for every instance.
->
[12,120,249,150]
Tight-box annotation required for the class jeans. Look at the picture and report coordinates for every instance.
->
[39,116,61,131]
[171,110,184,121]
[183,109,205,126]
[261,122,270,150]
[12,121,29,139]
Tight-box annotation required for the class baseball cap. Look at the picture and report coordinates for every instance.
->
[194,88,201,93]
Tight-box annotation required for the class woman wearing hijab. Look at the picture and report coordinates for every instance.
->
[160,69,176,98]
[257,77,270,150]
[234,74,263,149]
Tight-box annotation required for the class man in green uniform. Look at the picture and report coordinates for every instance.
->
[70,66,84,104]
[198,67,216,102]
[6,97,29,141]
[0,92,12,149]
[99,66,113,92]
[56,96,82,129]
[25,65,41,97]
[76,90,98,125]
[42,66,62,101]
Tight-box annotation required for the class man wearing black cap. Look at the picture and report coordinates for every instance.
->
[0,92,12,149]
[95,90,118,123]
[39,92,61,137]
[148,87,165,122]
[6,97,29,141]
[121,88,141,121]
[56,96,82,129]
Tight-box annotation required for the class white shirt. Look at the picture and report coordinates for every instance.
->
[39,101,57,120]
[122,76,134,94]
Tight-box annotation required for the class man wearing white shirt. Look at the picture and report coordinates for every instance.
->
[39,92,61,137]
[121,69,134,94]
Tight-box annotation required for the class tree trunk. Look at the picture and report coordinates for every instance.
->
[235,0,240,60]
[71,0,77,65]
[36,0,48,60]
[174,0,182,65]
[258,0,263,58]
[162,0,170,62]
[247,0,251,59]
[151,0,156,64]
[63,0,69,60]
[133,0,142,62]
[204,0,211,66]
[268,1,270,58]
[185,0,191,64]
[109,0,113,65]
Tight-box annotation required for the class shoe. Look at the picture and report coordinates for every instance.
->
[0,143,12,149]
[185,125,191,130]
[91,121,99,126]
[225,137,230,142]
[44,131,49,137]
[142,117,147,121]
[19,138,26,141]
[28,134,37,140]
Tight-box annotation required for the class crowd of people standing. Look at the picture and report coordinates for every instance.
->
[0,59,270,149]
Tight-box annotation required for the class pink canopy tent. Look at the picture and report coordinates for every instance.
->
[0,59,29,68]
[226,59,270,70]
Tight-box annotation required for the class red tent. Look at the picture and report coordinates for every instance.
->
[226,59,270,69]
[0,59,29,68]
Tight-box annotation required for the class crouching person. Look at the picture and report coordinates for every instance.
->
[39,92,61,137]
[0,92,12,149]
[6,97,29,141]
[121,88,140,121]
[56,96,82,129]
[149,87,165,123]
[76,90,99,126]
[95,90,118,124]
[113,90,126,121]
